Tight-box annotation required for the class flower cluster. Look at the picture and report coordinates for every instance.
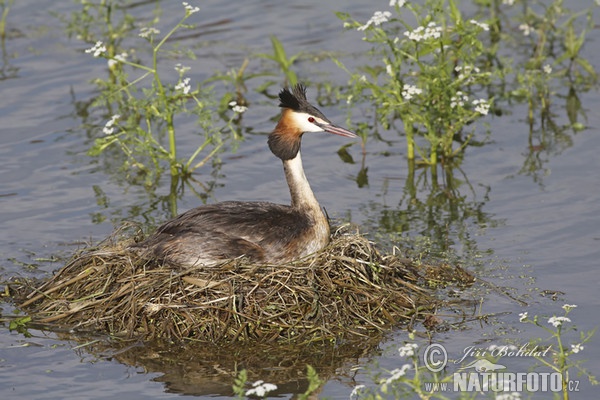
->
[139,27,160,39]
[182,2,200,14]
[103,114,120,135]
[380,364,411,390]
[450,91,469,108]
[519,23,533,36]
[519,312,528,322]
[357,11,392,31]
[469,19,490,31]
[245,380,277,397]
[455,65,481,83]
[229,101,248,114]
[389,0,406,6]
[403,22,443,41]
[401,84,422,100]
[398,342,418,357]
[175,77,191,95]
[84,41,106,57]
[548,316,571,327]
[472,99,490,115]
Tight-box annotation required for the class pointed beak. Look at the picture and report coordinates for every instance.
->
[317,122,358,139]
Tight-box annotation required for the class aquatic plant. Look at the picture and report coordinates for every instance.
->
[73,1,242,185]
[337,0,495,168]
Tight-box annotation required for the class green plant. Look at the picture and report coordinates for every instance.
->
[337,0,495,168]
[258,35,300,86]
[519,305,597,400]
[78,2,243,185]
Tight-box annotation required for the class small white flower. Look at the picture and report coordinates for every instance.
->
[562,304,577,311]
[84,41,106,57]
[403,22,443,42]
[229,101,248,114]
[175,63,191,74]
[548,316,571,327]
[389,0,406,6]
[571,343,584,354]
[542,64,552,74]
[519,312,528,322]
[469,19,490,31]
[401,84,422,100]
[502,0,515,5]
[182,2,200,14]
[350,384,366,400]
[175,77,191,95]
[398,343,418,357]
[139,27,160,39]
[451,91,469,108]
[357,11,392,31]
[245,380,277,397]
[386,64,394,77]
[382,364,411,386]
[519,23,533,36]
[108,52,128,68]
[102,114,120,135]
[472,99,490,115]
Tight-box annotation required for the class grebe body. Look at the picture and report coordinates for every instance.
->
[134,84,356,267]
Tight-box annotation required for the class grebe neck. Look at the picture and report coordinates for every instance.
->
[283,150,321,214]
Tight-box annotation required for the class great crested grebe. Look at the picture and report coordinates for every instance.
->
[134,83,357,267]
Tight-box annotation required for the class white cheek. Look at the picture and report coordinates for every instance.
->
[291,112,323,133]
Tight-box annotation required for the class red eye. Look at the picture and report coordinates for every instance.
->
[308,117,315,123]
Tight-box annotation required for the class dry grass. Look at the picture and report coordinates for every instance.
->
[14,225,471,343]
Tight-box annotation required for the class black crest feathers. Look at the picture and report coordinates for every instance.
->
[278,83,328,121]
[278,84,308,111]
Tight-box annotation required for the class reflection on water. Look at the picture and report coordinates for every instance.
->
[65,333,380,397]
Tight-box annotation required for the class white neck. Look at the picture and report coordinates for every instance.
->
[283,151,321,213]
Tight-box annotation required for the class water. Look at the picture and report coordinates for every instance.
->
[1,0,599,398]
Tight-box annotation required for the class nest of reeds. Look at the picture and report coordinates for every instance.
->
[14,225,469,343]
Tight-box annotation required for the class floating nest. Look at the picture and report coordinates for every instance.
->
[12,225,473,343]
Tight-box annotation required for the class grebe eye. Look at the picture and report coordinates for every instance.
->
[308,117,315,123]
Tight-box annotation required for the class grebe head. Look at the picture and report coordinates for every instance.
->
[269,84,357,160]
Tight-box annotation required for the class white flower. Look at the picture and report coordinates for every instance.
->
[451,91,469,108]
[401,84,422,100]
[139,27,160,39]
[398,343,418,357]
[469,19,490,31]
[403,22,443,42]
[182,2,200,15]
[472,99,490,115]
[519,23,533,36]
[386,64,394,77]
[84,41,106,57]
[562,304,577,311]
[382,364,411,387]
[229,101,248,114]
[542,64,552,74]
[502,0,515,5]
[175,78,191,95]
[519,312,528,322]
[102,114,120,135]
[175,63,191,74]
[389,0,406,6]
[357,11,392,31]
[350,384,366,400]
[548,316,571,327]
[108,52,128,68]
[571,343,584,354]
[245,380,277,397]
